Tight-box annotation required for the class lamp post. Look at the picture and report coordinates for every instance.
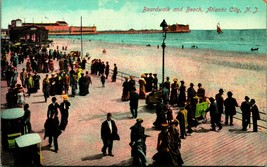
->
[160,19,168,86]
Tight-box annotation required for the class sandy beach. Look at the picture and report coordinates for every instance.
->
[50,38,266,111]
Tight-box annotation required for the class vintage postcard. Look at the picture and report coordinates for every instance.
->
[1,0,266,166]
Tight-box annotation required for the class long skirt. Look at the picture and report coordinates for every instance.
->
[121,90,129,101]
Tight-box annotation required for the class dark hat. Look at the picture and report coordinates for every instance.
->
[107,113,112,117]
[219,88,224,93]
[136,118,143,123]
[52,97,57,102]
[245,96,250,100]
[209,97,215,102]
[24,103,29,110]
[227,91,233,97]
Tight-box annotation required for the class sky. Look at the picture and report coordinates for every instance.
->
[1,0,266,30]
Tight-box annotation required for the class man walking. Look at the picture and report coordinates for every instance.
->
[101,113,119,156]
[130,87,139,118]
[44,117,61,153]
[47,97,60,119]
[130,118,147,166]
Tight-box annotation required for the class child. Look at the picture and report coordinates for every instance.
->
[101,74,105,87]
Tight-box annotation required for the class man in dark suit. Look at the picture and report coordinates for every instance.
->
[240,96,251,131]
[47,97,60,119]
[112,63,117,82]
[130,87,139,118]
[224,91,238,126]
[215,88,224,123]
[101,113,118,156]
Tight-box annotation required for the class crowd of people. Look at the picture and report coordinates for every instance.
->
[1,42,77,152]
[121,73,261,165]
[1,40,262,165]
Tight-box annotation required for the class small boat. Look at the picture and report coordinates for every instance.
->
[217,23,223,34]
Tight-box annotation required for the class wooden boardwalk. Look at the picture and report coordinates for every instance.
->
[1,60,267,166]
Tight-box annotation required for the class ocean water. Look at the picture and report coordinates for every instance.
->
[50,29,266,54]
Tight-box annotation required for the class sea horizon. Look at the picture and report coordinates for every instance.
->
[49,29,266,54]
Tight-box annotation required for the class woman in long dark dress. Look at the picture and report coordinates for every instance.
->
[49,74,56,96]
[178,80,186,107]
[138,76,146,99]
[78,73,87,96]
[59,95,71,131]
[121,77,130,101]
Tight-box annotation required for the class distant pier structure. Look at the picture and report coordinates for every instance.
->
[7,18,97,35]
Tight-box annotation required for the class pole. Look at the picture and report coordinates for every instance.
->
[81,16,83,59]
[162,31,166,85]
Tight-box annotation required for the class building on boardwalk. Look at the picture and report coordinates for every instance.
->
[9,19,48,43]
[168,24,190,33]
[22,21,96,35]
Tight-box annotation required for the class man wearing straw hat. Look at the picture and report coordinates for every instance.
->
[59,95,71,131]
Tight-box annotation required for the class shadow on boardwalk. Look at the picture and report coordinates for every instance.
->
[81,154,104,161]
